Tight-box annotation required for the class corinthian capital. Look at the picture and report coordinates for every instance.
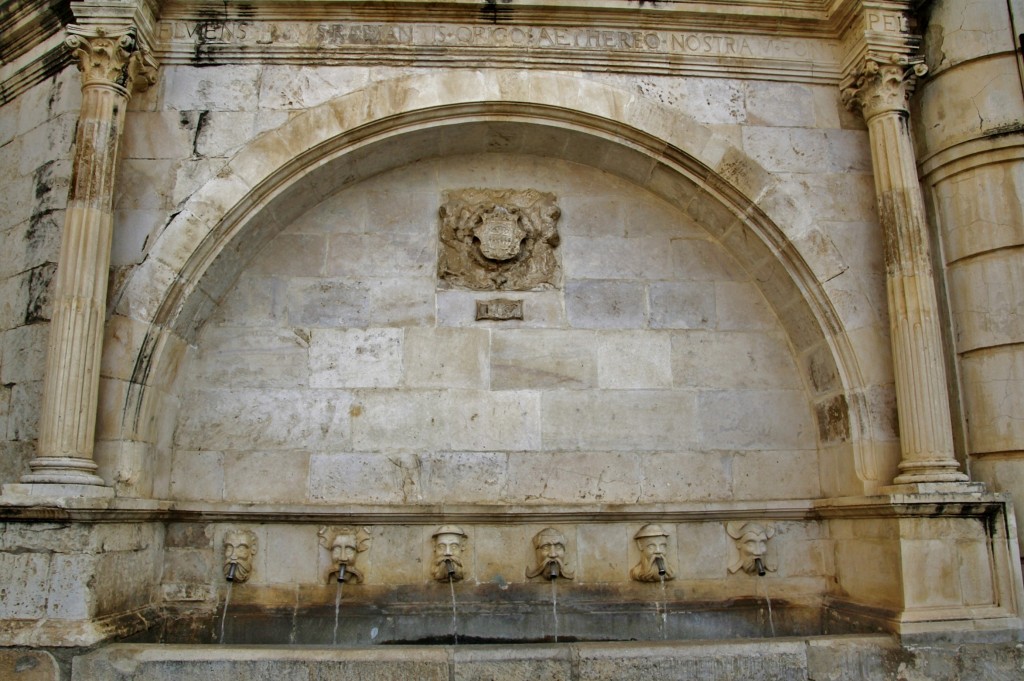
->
[65,25,157,93]
[840,54,928,120]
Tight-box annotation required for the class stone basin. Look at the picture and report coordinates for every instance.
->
[70,635,911,680]
[196,599,868,646]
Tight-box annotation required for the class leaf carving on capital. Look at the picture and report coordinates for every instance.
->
[840,54,927,120]
[65,26,158,92]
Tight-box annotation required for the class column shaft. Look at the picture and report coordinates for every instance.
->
[844,58,970,487]
[867,109,965,483]
[18,29,151,492]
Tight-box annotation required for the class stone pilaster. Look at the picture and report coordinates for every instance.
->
[11,26,155,495]
[841,55,971,489]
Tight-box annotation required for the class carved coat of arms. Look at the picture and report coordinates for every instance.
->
[438,188,561,291]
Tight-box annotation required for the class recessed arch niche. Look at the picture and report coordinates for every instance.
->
[101,72,893,502]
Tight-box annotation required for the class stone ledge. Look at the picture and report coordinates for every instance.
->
[69,636,1024,681]
[0,494,1015,523]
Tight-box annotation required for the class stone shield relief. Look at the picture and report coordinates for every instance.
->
[438,188,561,290]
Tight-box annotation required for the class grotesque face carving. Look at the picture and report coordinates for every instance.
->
[630,524,675,582]
[526,527,574,580]
[726,522,776,575]
[318,526,371,584]
[431,525,468,582]
[331,533,358,567]
[223,529,258,583]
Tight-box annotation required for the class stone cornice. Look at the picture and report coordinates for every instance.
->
[70,0,161,54]
[0,0,73,66]
[0,493,1010,524]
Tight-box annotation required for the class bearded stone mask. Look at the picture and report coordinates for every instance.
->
[223,529,258,583]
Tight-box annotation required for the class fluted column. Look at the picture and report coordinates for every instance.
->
[16,26,156,494]
[841,56,971,488]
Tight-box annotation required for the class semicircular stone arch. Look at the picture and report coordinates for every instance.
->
[103,71,892,500]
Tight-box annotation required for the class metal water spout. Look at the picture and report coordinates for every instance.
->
[225,562,237,582]
[337,563,347,583]
[444,558,457,578]
[547,560,559,580]
[654,555,667,577]
[754,557,767,577]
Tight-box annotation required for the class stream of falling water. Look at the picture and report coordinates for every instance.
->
[448,574,459,645]
[757,576,776,637]
[288,591,300,645]
[218,582,233,644]
[550,578,559,642]
[332,580,344,645]
[658,574,668,640]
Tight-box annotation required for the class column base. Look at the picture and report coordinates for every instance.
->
[881,481,987,495]
[2,482,114,498]
[10,456,112,494]
[891,458,970,486]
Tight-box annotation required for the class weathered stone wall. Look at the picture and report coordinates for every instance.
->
[0,66,80,487]
[97,63,893,503]
[0,521,164,646]
[915,0,1024,545]
[169,152,819,504]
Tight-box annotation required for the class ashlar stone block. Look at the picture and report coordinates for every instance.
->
[163,65,263,112]
[541,390,697,451]
[419,451,509,504]
[948,251,1024,353]
[0,323,48,384]
[746,82,816,126]
[671,330,801,390]
[732,449,821,499]
[507,451,643,503]
[222,451,311,504]
[326,232,435,279]
[403,328,489,389]
[175,388,352,451]
[169,450,224,501]
[191,326,311,389]
[262,525,319,585]
[448,390,541,451]
[309,328,403,389]
[0,553,50,618]
[648,281,716,329]
[248,234,328,278]
[638,451,732,502]
[698,390,815,450]
[596,331,673,389]
[308,452,421,504]
[491,329,598,390]
[349,390,451,451]
[934,162,1024,263]
[961,347,1024,453]
[562,234,674,281]
[565,280,647,329]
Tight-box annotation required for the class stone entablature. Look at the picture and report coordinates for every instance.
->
[153,16,841,81]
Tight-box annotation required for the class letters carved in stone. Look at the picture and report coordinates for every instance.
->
[438,189,561,291]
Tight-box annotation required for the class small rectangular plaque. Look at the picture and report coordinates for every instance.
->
[476,298,524,321]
